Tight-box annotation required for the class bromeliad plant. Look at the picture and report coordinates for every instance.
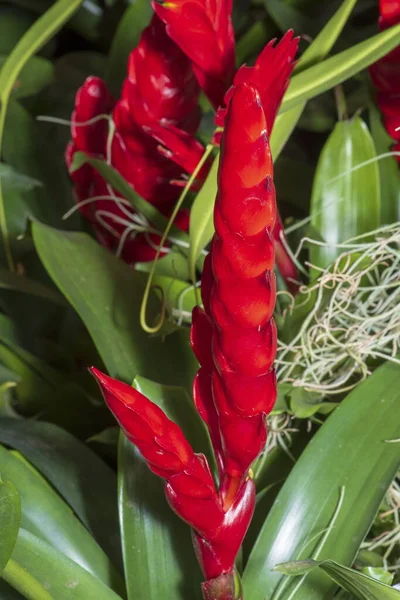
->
[1,1,400,600]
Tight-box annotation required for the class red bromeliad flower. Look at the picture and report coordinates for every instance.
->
[369,0,400,164]
[66,14,200,263]
[153,0,236,110]
[91,75,279,599]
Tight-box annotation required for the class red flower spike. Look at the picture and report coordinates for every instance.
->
[67,15,200,265]
[369,1,400,165]
[153,0,235,109]
[191,83,278,491]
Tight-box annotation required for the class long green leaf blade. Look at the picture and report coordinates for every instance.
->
[0,478,20,575]
[243,360,400,600]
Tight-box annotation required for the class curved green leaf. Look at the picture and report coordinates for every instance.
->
[188,155,218,280]
[0,419,121,569]
[0,0,84,270]
[4,529,122,600]
[275,559,400,599]
[119,436,202,600]
[0,55,53,99]
[0,445,121,591]
[281,24,400,113]
[310,116,380,270]
[0,478,20,575]
[271,0,358,158]
[243,360,400,600]
[32,222,197,392]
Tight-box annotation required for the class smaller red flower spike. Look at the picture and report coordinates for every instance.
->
[153,0,235,109]
[90,367,256,585]
[369,1,400,165]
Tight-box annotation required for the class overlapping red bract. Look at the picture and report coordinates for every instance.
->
[153,0,236,109]
[369,0,400,163]
[66,15,198,263]
[90,81,278,584]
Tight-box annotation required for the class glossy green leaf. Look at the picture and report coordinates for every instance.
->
[119,436,202,600]
[0,478,20,575]
[369,101,400,224]
[32,222,197,392]
[4,529,122,600]
[243,360,400,600]
[0,0,84,270]
[70,152,189,246]
[275,559,400,599]
[0,164,41,192]
[106,1,153,96]
[0,55,53,99]
[0,419,121,569]
[281,24,400,113]
[135,251,189,281]
[361,567,393,586]
[310,116,380,270]
[188,155,218,279]
[271,0,358,158]
[151,275,197,318]
[0,445,121,590]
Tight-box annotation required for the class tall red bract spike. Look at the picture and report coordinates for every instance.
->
[191,83,278,505]
[153,0,235,109]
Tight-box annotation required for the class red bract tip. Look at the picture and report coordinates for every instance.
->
[152,0,235,109]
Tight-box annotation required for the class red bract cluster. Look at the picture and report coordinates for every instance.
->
[66,3,300,291]
[369,0,400,164]
[66,15,198,263]
[91,53,290,594]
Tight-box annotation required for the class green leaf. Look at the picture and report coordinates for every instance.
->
[119,436,202,600]
[0,55,54,99]
[281,24,400,113]
[188,155,219,279]
[274,559,400,599]
[243,360,400,600]
[0,266,65,305]
[369,100,400,224]
[0,445,121,591]
[70,152,188,246]
[32,222,197,392]
[106,1,153,96]
[4,529,123,600]
[271,0,358,158]
[135,251,189,281]
[310,117,380,270]
[0,0,84,271]
[0,478,20,575]
[0,419,121,570]
[361,567,393,586]
[0,164,41,192]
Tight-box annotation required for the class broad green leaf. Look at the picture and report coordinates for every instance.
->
[0,164,41,192]
[0,0,84,271]
[361,567,393,586]
[0,478,20,575]
[4,529,122,600]
[0,445,121,590]
[188,155,218,280]
[119,436,202,600]
[70,152,189,246]
[32,223,197,392]
[0,55,53,99]
[0,419,121,569]
[369,101,400,224]
[0,266,65,305]
[310,117,380,270]
[281,24,400,113]
[274,559,400,599]
[271,0,358,158]
[151,275,198,318]
[243,360,400,600]
[106,1,153,96]
[135,251,189,280]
